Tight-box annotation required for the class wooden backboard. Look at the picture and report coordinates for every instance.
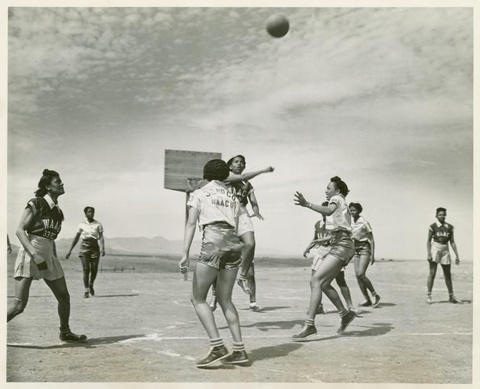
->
[164,149,222,192]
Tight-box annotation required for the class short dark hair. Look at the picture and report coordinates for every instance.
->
[349,202,363,214]
[84,206,95,214]
[226,155,246,168]
[436,207,447,215]
[203,159,230,181]
[35,169,60,197]
[330,176,349,197]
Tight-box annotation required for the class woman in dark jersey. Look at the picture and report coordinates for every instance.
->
[7,169,87,342]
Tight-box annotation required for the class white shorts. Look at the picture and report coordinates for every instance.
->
[306,246,331,271]
[431,242,451,265]
[237,207,254,237]
[14,235,65,281]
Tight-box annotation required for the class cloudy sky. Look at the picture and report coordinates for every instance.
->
[4,4,474,259]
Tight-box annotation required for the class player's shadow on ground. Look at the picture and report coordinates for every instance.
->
[431,300,471,305]
[7,334,145,350]
[242,319,311,331]
[239,305,290,313]
[291,322,394,343]
[93,293,140,298]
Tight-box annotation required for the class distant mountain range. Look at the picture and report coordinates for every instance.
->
[46,236,290,258]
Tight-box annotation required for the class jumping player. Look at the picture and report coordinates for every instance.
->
[349,202,380,308]
[426,207,462,304]
[225,155,273,307]
[209,158,274,312]
[293,176,357,339]
[66,206,105,298]
[7,169,87,342]
[179,159,248,368]
[303,202,356,314]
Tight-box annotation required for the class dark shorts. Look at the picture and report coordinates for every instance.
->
[198,222,244,270]
[354,240,371,257]
[329,230,355,265]
[79,238,100,260]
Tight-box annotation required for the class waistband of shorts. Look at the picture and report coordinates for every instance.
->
[27,234,55,243]
[354,239,370,244]
[82,237,99,242]
[331,229,352,238]
[203,221,235,229]
[432,241,448,247]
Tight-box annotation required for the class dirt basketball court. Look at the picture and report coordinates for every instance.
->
[5,253,474,383]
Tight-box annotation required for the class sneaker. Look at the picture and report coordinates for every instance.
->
[222,350,249,365]
[209,296,218,312]
[449,295,463,304]
[59,329,87,343]
[250,304,262,312]
[358,300,372,307]
[196,345,229,368]
[337,310,356,334]
[237,278,251,294]
[316,305,325,314]
[89,284,95,296]
[83,292,89,298]
[372,294,381,308]
[427,295,432,304]
[292,325,317,341]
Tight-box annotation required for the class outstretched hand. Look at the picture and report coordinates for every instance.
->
[294,191,308,207]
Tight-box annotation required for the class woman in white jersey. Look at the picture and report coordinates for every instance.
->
[293,176,357,339]
[303,202,355,314]
[66,206,105,298]
[349,202,380,308]
[179,159,248,368]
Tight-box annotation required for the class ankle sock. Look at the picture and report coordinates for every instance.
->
[232,342,245,352]
[210,338,224,348]
[305,318,314,327]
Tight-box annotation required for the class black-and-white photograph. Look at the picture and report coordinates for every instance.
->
[3,1,477,384]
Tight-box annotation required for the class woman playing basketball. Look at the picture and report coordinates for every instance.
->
[66,206,105,298]
[179,159,248,368]
[303,202,355,314]
[7,169,87,342]
[293,176,356,339]
[349,202,381,308]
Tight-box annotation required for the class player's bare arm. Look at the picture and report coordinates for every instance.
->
[225,166,274,183]
[294,192,336,216]
[426,229,433,261]
[66,232,81,259]
[179,206,199,273]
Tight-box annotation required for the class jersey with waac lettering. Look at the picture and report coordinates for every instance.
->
[226,176,254,206]
[25,197,64,240]
[188,180,240,227]
[429,222,454,244]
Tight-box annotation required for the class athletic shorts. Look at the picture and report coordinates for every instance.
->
[431,242,451,265]
[79,238,100,259]
[306,245,331,271]
[353,240,371,257]
[329,230,355,265]
[14,235,65,281]
[198,222,244,270]
[237,207,254,237]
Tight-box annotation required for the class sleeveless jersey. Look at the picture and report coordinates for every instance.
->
[25,197,64,240]
[429,222,454,244]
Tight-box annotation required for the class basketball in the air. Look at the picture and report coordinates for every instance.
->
[266,14,289,38]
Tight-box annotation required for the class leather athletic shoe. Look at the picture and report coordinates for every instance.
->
[338,310,356,334]
[292,325,317,341]
[196,345,229,368]
[59,329,87,343]
[222,350,249,365]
